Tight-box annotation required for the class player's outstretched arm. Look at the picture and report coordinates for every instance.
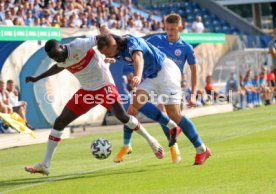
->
[25,64,65,83]
[131,51,143,88]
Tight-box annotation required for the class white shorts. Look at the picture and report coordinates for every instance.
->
[138,58,182,104]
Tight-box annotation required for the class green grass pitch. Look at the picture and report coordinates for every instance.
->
[0,105,276,194]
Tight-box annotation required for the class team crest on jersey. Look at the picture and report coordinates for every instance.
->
[125,57,132,62]
[174,49,181,56]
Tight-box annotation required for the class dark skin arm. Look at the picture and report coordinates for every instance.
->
[25,64,65,83]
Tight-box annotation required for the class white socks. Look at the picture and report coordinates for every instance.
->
[166,119,178,129]
[125,116,154,143]
[43,129,63,168]
[196,143,207,154]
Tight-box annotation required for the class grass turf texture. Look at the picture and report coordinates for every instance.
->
[0,105,275,194]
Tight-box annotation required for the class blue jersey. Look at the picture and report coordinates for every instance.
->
[116,35,166,79]
[146,34,196,73]
[251,79,259,87]
[243,80,253,87]
[259,78,266,86]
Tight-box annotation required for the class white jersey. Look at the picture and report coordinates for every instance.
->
[57,37,114,90]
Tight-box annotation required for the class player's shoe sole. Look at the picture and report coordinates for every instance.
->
[113,146,132,163]
[150,140,164,159]
[24,163,50,176]
[194,147,212,165]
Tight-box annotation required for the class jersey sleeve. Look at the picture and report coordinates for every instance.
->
[186,44,197,65]
[127,37,143,56]
[69,36,97,53]
[268,40,276,50]
[146,35,157,44]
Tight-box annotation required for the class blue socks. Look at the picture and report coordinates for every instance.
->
[160,124,170,140]
[122,102,174,146]
[178,116,202,148]
[138,102,171,126]
[123,125,133,145]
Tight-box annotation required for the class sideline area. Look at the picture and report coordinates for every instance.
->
[0,104,233,150]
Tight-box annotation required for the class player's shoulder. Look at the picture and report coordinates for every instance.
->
[178,37,194,49]
[178,37,191,46]
[147,33,166,41]
[126,34,139,42]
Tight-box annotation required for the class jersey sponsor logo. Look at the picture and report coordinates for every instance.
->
[66,48,95,74]
[124,57,132,62]
[128,45,136,53]
[174,49,181,56]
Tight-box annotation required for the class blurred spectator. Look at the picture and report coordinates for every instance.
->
[205,75,218,101]
[0,0,158,34]
[243,70,255,108]
[141,21,151,33]
[0,2,5,21]
[25,9,34,26]
[267,67,275,87]
[271,3,276,28]
[182,20,191,33]
[225,72,239,108]
[251,74,261,106]
[155,21,164,32]
[239,73,246,109]
[268,28,276,83]
[16,6,26,25]
[181,76,205,109]
[3,10,14,26]
[259,69,273,105]
[6,80,28,122]
[0,80,12,114]
[191,16,205,33]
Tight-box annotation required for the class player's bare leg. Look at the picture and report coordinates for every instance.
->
[165,104,211,165]
[111,102,164,160]
[25,107,78,175]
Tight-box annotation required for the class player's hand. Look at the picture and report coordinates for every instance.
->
[104,58,116,64]
[25,76,38,83]
[131,76,141,88]
[188,93,197,108]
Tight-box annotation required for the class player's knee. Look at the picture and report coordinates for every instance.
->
[167,111,182,124]
[133,93,148,110]
[158,104,166,113]
[127,105,139,116]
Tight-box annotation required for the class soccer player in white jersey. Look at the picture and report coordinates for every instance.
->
[24,36,164,176]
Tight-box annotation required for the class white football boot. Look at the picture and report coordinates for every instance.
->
[25,163,50,176]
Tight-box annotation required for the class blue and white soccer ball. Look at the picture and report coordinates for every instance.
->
[91,138,112,159]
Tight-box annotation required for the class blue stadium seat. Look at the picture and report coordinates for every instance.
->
[214,26,222,33]
[142,2,243,35]
[187,15,195,22]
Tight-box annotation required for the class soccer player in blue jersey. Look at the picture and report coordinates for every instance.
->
[146,13,211,164]
[97,33,181,151]
[106,13,210,164]
[97,14,211,165]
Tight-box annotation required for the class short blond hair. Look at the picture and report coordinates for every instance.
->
[165,13,182,25]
